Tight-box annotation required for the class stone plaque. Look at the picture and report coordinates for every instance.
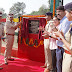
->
[29,20,39,34]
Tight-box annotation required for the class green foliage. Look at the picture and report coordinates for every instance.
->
[9,2,26,17]
[28,4,50,15]
[0,8,7,18]
[2,13,7,18]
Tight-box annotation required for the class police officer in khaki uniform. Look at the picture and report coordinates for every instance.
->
[54,2,72,72]
[39,12,53,72]
[44,13,53,71]
[0,12,4,70]
[4,13,22,65]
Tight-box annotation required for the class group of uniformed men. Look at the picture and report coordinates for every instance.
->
[39,2,72,72]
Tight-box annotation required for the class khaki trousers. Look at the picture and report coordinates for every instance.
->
[62,52,72,72]
[4,35,14,62]
[44,39,52,70]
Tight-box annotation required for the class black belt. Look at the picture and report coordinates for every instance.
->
[58,46,62,49]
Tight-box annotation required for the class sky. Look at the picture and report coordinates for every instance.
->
[0,0,72,14]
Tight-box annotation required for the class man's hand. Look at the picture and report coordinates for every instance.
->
[19,20,23,25]
[42,31,49,38]
[52,27,58,32]
[43,31,49,35]
[38,26,44,31]
[20,20,23,24]
[54,30,64,38]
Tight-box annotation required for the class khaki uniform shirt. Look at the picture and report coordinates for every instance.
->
[45,19,53,32]
[5,20,15,34]
[44,19,53,69]
[62,24,72,72]
[63,24,72,51]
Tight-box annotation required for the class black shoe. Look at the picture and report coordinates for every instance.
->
[0,67,3,70]
[8,58,14,61]
[5,62,8,65]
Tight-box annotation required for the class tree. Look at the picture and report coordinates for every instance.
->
[29,4,50,15]
[0,8,7,18]
[48,0,50,9]
[9,2,26,17]
[38,4,49,15]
